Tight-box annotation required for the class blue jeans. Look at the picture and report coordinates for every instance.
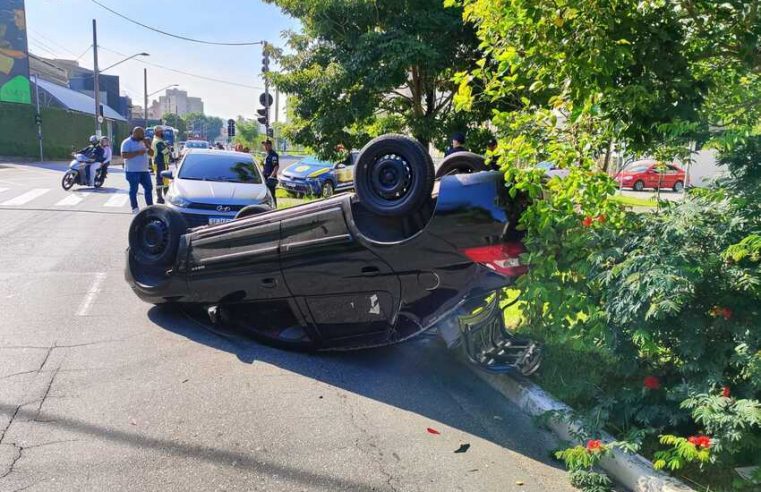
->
[125,171,153,210]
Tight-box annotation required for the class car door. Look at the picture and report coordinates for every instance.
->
[279,204,401,342]
[186,217,290,302]
[333,152,356,190]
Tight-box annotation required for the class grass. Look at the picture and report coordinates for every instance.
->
[275,188,318,210]
[610,194,657,208]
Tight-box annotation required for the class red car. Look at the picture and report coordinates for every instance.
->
[615,160,686,192]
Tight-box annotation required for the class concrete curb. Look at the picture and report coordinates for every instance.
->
[469,367,695,492]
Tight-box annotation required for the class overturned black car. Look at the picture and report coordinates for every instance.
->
[126,135,540,374]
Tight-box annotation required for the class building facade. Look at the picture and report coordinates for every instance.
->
[152,88,204,119]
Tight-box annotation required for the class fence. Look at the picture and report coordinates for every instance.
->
[0,102,129,160]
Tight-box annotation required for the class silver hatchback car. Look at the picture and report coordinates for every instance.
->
[162,150,275,227]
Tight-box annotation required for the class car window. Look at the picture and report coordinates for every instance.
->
[627,165,650,172]
[185,141,208,149]
[178,154,263,184]
[299,156,332,167]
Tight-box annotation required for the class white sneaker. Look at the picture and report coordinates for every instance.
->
[131,208,139,215]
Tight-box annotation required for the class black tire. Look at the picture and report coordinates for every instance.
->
[354,134,434,216]
[128,205,187,270]
[435,151,486,179]
[235,204,271,219]
[94,170,105,188]
[633,180,644,191]
[321,181,334,198]
[61,171,76,191]
[673,180,684,192]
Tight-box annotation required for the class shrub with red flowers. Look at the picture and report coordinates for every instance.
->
[643,376,661,390]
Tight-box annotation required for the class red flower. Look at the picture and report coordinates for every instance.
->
[643,375,661,390]
[586,439,603,452]
[722,386,731,398]
[688,435,711,449]
[582,216,594,228]
[596,215,606,223]
[710,306,733,320]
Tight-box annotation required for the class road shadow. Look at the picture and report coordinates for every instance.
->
[147,304,565,470]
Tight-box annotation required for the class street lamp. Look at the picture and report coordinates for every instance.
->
[143,71,180,127]
[91,19,148,135]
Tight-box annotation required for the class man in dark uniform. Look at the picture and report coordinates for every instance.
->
[262,139,279,207]
[445,131,467,156]
[151,125,170,204]
[486,138,499,171]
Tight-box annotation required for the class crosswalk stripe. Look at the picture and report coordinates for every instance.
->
[103,194,129,207]
[0,188,8,194]
[55,193,91,206]
[1,188,50,206]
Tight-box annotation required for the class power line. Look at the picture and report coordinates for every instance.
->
[98,45,264,91]
[28,28,86,59]
[90,0,264,46]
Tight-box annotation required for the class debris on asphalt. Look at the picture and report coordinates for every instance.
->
[454,443,470,453]
[319,395,323,399]
[129,418,137,426]
[426,427,441,435]
[516,481,524,486]
[182,379,189,383]
[468,469,479,473]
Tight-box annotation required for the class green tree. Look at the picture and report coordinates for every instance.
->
[160,113,187,138]
[267,0,486,157]
[232,116,261,150]
[183,113,224,142]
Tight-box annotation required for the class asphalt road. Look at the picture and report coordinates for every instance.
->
[0,160,573,491]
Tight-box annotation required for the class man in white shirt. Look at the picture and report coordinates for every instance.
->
[120,127,154,213]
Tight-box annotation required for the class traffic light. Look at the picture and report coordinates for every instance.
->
[257,92,273,127]
[262,43,270,74]
[227,119,236,137]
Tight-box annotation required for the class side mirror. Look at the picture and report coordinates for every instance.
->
[160,170,174,180]
[334,163,347,169]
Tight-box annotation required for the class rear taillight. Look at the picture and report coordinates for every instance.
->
[461,242,528,277]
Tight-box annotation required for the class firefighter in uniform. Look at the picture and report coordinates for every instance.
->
[151,126,171,204]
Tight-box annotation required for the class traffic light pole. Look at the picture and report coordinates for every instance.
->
[263,41,270,137]
[92,19,101,137]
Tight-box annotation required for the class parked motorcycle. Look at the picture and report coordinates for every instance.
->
[61,154,108,191]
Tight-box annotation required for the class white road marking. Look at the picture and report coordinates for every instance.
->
[55,192,90,206]
[1,188,50,206]
[103,194,129,207]
[76,272,107,316]
[0,187,8,194]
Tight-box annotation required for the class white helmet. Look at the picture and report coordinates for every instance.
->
[89,135,99,144]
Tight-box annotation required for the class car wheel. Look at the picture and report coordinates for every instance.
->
[128,205,187,270]
[61,171,76,190]
[235,204,271,219]
[354,134,434,216]
[435,151,486,179]
[321,181,334,198]
[633,180,644,191]
[673,180,684,192]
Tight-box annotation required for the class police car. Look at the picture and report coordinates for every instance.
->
[278,152,358,198]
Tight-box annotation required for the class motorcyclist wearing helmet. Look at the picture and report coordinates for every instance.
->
[75,135,105,186]
[88,136,113,186]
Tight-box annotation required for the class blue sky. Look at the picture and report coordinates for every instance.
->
[24,0,299,119]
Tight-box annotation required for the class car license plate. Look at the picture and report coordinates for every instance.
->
[209,217,232,225]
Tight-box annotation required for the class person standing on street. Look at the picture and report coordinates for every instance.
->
[262,139,279,207]
[151,125,171,204]
[121,127,154,214]
[445,131,467,156]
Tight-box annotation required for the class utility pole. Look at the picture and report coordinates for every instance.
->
[33,74,43,162]
[92,19,101,136]
[143,68,148,128]
[263,41,270,138]
[274,87,279,124]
